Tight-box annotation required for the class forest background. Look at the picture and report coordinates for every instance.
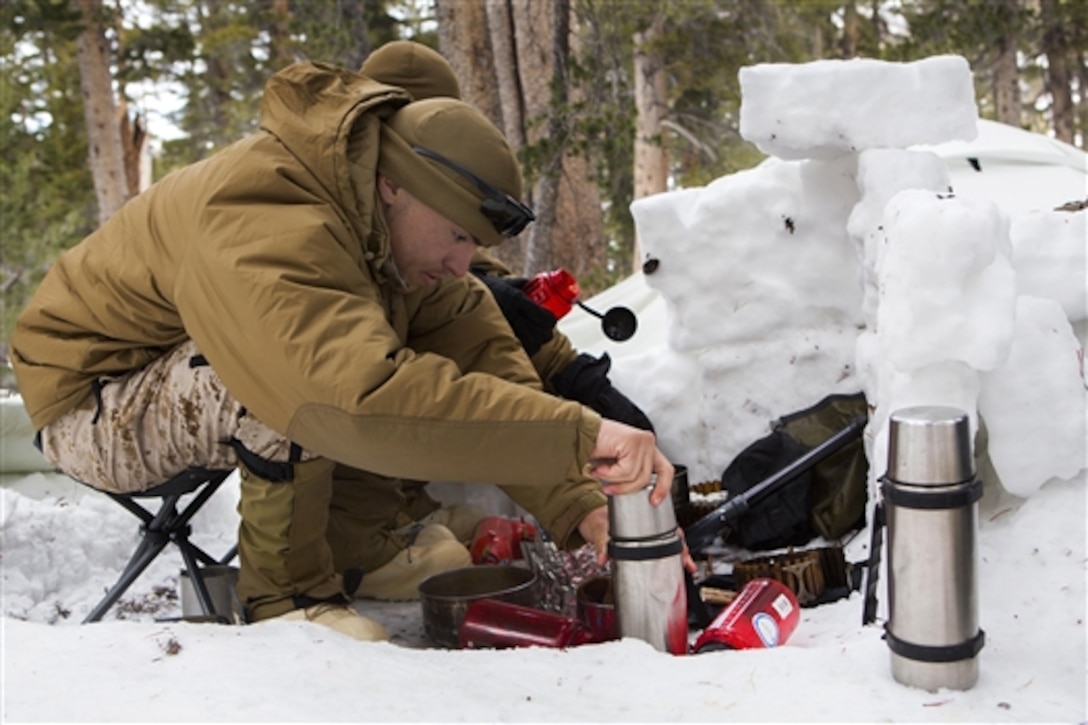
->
[1,0,1086,352]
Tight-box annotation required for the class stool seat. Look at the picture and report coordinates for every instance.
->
[82,467,238,624]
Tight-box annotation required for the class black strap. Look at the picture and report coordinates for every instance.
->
[882,478,983,510]
[189,354,209,368]
[292,592,351,610]
[862,501,885,626]
[608,537,683,561]
[90,379,108,425]
[228,438,296,483]
[885,627,985,663]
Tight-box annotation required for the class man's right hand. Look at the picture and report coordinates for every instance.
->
[587,419,673,505]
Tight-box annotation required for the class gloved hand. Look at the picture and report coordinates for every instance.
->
[551,353,655,432]
[474,272,557,357]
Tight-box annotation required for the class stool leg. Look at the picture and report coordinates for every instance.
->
[177,542,217,618]
[83,529,171,623]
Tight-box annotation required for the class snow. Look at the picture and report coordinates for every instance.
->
[3,55,1086,722]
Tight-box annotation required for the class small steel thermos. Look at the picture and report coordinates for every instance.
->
[883,406,985,691]
[608,482,688,655]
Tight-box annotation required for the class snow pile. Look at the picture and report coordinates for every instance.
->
[616,56,1085,500]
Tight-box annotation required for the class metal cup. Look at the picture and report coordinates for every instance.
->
[179,564,239,621]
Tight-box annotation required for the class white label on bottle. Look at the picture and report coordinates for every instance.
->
[752,612,780,647]
[771,593,794,618]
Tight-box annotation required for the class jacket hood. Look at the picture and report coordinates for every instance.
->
[259,61,411,268]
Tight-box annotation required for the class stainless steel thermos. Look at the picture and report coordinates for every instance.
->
[883,406,985,691]
[608,480,688,655]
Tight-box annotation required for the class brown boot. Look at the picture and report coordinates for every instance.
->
[269,604,389,642]
[354,523,472,601]
[412,503,487,544]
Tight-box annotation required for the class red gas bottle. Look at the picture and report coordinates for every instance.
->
[523,269,580,319]
[691,578,800,653]
[470,517,538,565]
[460,599,600,649]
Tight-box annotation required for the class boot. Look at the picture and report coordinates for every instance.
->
[411,502,487,544]
[237,457,348,622]
[269,603,389,642]
[355,523,472,601]
[398,480,486,543]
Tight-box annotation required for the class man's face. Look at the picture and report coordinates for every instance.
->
[379,175,478,293]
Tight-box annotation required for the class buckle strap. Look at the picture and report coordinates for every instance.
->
[228,437,296,483]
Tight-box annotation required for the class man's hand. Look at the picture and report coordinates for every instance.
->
[588,419,673,505]
[577,505,610,563]
[578,503,699,571]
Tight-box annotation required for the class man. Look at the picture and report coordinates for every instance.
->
[329,42,658,603]
[10,60,675,641]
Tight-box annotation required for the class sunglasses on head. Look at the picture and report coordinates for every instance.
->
[412,145,536,237]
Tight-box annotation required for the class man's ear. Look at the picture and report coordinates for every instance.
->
[377,174,399,204]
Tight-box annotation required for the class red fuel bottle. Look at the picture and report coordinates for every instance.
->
[692,578,800,653]
[460,599,600,649]
[469,517,538,564]
[523,269,580,319]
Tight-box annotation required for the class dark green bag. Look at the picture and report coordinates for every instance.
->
[778,392,869,540]
[720,392,869,549]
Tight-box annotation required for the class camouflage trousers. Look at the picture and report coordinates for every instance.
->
[38,339,439,619]
[39,339,312,494]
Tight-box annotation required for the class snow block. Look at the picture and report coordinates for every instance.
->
[740,55,978,160]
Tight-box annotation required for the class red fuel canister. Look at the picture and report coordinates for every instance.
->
[692,577,800,653]
[523,269,580,319]
[460,598,600,649]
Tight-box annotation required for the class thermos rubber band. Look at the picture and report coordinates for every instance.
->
[608,538,684,561]
[881,477,983,510]
[884,628,986,662]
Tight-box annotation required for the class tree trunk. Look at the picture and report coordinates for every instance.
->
[75,0,128,224]
[840,2,858,59]
[992,4,1022,129]
[118,100,148,194]
[632,11,668,272]
[515,0,562,274]
[485,0,525,148]
[268,0,297,70]
[436,0,502,127]
[1040,0,1075,144]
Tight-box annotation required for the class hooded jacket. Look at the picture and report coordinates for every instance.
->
[11,62,605,544]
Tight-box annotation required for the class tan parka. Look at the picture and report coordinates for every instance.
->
[11,62,606,545]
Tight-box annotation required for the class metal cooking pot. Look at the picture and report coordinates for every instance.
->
[418,565,538,648]
[576,575,617,641]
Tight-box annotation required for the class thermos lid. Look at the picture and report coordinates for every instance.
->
[886,406,974,485]
[608,480,678,540]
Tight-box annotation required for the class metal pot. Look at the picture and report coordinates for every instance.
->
[418,565,538,648]
[576,575,617,641]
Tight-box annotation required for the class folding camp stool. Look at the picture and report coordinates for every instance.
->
[82,467,238,624]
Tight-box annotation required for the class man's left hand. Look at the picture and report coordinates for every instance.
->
[577,504,698,572]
